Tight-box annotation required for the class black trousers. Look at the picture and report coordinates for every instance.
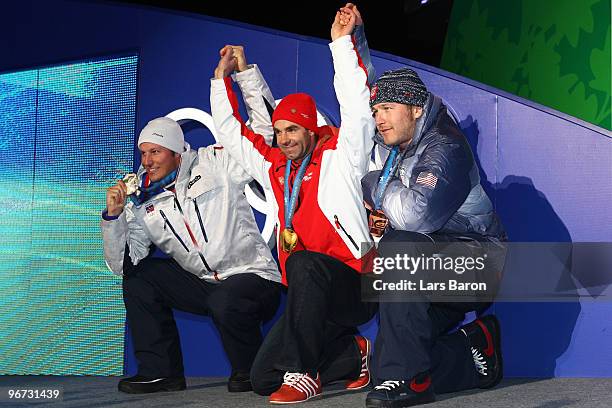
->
[250,250,378,395]
[123,256,281,378]
[374,230,492,393]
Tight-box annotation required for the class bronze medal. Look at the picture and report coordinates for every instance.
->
[368,210,389,238]
[280,228,299,253]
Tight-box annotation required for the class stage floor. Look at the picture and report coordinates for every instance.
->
[0,376,609,407]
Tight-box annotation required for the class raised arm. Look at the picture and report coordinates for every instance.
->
[342,3,376,86]
[229,45,277,144]
[210,45,275,188]
[329,5,376,177]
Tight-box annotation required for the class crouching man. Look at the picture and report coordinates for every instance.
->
[210,5,378,404]
[101,117,281,394]
[362,67,507,407]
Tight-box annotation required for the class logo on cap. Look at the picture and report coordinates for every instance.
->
[152,132,164,138]
[370,85,378,101]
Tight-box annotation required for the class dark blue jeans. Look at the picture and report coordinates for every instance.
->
[250,250,378,395]
[374,230,493,393]
[123,255,281,377]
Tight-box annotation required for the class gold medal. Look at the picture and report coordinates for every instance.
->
[280,228,299,253]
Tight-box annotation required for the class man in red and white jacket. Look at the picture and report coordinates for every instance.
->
[210,4,377,405]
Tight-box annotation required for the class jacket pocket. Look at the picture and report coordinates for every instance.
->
[192,199,209,243]
[159,210,190,253]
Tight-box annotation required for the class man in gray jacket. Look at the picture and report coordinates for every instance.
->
[101,116,281,394]
[361,68,506,407]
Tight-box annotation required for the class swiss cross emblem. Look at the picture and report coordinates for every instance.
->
[370,85,378,101]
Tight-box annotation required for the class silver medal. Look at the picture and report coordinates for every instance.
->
[123,173,140,196]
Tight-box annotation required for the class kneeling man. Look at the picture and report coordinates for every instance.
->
[102,117,281,394]
[362,67,507,407]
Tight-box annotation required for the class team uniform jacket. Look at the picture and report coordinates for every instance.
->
[363,94,506,240]
[210,35,377,283]
[101,141,281,284]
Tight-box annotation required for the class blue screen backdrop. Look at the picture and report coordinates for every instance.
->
[0,55,138,375]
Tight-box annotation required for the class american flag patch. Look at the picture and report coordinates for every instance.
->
[416,171,438,189]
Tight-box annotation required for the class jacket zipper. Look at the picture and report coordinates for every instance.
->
[334,215,359,250]
[159,210,189,253]
[192,199,209,242]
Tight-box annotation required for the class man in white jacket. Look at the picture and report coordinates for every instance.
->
[101,116,281,394]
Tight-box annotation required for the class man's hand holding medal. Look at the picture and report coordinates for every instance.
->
[105,173,140,217]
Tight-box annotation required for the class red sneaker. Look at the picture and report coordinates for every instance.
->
[269,372,321,404]
[345,335,371,390]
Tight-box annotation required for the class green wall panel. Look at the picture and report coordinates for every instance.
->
[442,0,610,130]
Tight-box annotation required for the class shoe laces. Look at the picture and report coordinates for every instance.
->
[471,347,488,375]
[357,345,368,377]
[374,380,403,391]
[358,353,368,376]
[282,372,318,389]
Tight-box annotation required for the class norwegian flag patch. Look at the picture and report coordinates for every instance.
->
[415,171,438,189]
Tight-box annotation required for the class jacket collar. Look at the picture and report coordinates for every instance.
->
[372,93,443,152]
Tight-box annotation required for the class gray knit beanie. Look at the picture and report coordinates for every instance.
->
[369,67,429,108]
